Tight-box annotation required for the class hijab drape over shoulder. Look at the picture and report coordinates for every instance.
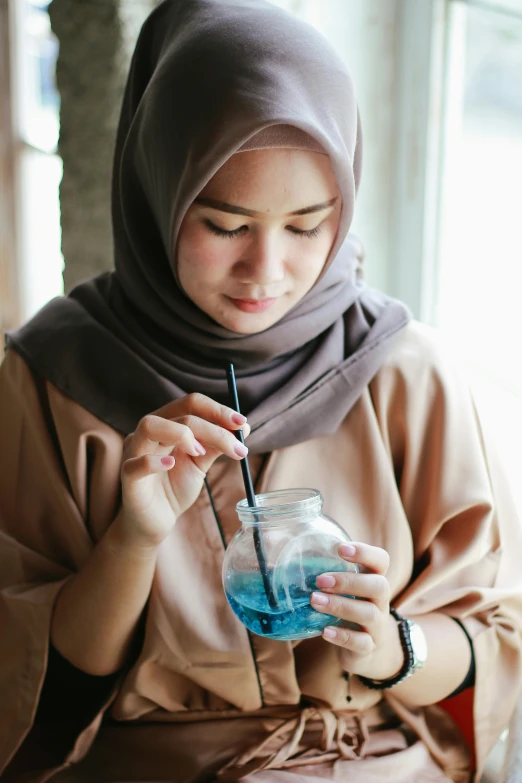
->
[7,0,409,449]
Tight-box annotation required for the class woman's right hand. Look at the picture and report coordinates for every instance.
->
[114,393,250,551]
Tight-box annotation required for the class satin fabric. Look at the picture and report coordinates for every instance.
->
[1,321,521,781]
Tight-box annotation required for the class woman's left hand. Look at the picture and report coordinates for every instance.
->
[310,542,404,680]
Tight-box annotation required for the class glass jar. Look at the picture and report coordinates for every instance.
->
[222,489,358,641]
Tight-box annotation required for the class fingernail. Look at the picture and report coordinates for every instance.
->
[311,592,329,606]
[316,574,336,588]
[234,442,248,458]
[340,544,356,558]
[231,413,247,426]
[323,627,337,639]
[161,456,175,466]
[193,440,206,456]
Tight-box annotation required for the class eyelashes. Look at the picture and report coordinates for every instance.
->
[204,220,322,240]
[205,222,247,239]
[287,226,322,239]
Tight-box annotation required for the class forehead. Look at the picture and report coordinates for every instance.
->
[199,149,339,214]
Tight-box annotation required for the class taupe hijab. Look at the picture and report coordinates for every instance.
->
[7,0,410,453]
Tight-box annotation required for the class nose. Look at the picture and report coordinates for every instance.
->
[234,231,285,286]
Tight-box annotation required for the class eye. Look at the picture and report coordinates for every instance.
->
[204,220,247,239]
[287,225,322,239]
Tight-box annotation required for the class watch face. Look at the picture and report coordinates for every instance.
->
[410,622,428,665]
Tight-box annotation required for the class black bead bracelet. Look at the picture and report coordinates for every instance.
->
[358,607,416,690]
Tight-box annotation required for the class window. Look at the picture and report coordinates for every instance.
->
[272,0,522,507]
[436,0,522,504]
[13,0,63,322]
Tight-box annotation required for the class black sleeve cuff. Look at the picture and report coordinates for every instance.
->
[35,643,120,724]
[446,617,476,698]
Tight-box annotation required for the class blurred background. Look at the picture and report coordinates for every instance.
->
[1,0,521,508]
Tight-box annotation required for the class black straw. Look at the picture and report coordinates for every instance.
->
[226,365,256,507]
[226,363,278,613]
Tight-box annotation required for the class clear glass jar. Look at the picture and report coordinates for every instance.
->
[222,489,358,641]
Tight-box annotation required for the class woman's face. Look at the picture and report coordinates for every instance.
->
[176,148,341,334]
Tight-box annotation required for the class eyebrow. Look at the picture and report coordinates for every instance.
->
[194,196,338,218]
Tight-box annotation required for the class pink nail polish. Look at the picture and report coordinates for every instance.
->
[234,442,248,458]
[161,456,175,467]
[311,592,329,606]
[316,574,335,588]
[231,413,247,426]
[340,544,356,558]
[323,627,337,639]
[193,440,206,456]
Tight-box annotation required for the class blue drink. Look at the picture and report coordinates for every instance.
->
[223,489,359,641]
[225,556,350,640]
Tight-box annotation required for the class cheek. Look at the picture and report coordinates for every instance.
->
[177,224,234,288]
[290,234,334,285]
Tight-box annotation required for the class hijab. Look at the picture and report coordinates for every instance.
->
[6,0,411,453]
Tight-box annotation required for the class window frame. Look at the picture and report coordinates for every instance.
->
[388,0,450,323]
[391,0,522,324]
[0,0,22,349]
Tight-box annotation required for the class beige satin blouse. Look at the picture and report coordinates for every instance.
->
[1,321,521,783]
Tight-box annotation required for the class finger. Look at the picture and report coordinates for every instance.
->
[122,454,175,482]
[315,572,390,612]
[154,393,248,433]
[310,591,382,635]
[338,542,390,575]
[322,625,374,654]
[174,415,249,462]
[122,433,133,460]
[131,415,207,459]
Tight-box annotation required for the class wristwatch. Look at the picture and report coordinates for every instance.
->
[358,608,428,690]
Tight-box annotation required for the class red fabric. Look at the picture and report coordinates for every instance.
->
[438,687,476,771]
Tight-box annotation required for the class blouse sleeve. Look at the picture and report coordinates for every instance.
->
[0,349,124,778]
[369,321,522,781]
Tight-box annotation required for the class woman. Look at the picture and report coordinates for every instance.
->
[1,1,521,781]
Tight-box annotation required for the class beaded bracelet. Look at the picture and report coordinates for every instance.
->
[358,607,415,690]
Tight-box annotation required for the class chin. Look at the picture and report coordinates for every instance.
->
[223,315,276,335]
[216,306,286,335]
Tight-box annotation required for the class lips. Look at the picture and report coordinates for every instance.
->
[228,297,278,313]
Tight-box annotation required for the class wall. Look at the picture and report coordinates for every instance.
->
[48,0,155,290]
